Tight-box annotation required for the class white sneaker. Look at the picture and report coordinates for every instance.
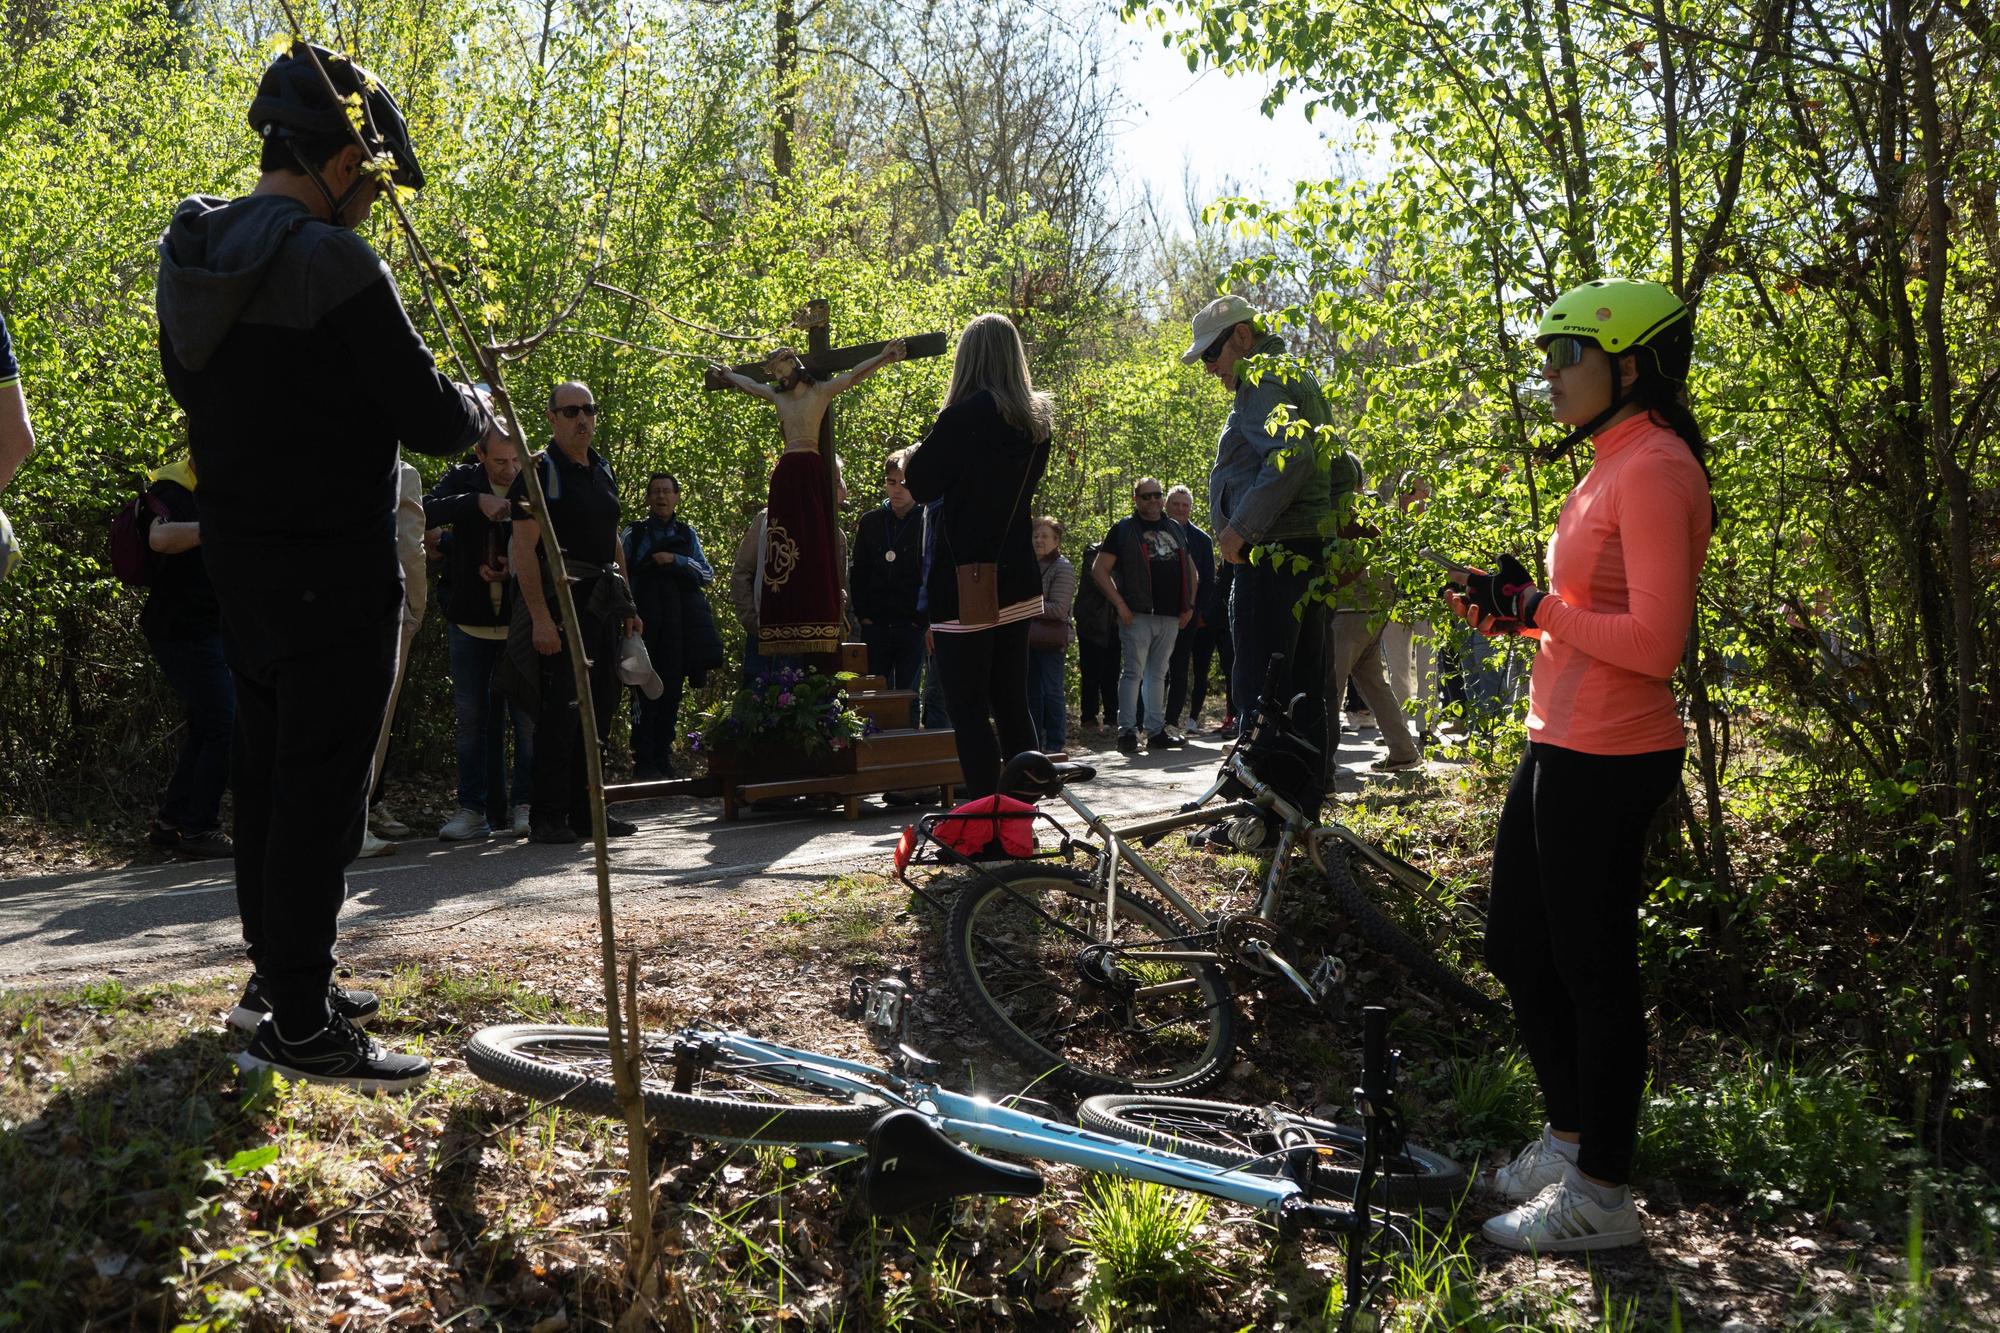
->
[1481,1163,1643,1252]
[510,806,531,837]
[354,829,397,861]
[1491,1125,1578,1202]
[438,807,492,841]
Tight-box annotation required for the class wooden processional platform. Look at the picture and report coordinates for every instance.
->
[602,642,963,821]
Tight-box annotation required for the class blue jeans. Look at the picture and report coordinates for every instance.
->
[147,628,235,832]
[448,624,533,820]
[1462,627,1526,723]
[1117,614,1178,735]
[1028,648,1067,753]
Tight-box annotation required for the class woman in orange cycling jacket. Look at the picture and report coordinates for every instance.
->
[1447,279,1714,1254]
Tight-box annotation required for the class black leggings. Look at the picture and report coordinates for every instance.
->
[932,620,1034,799]
[1486,741,1682,1185]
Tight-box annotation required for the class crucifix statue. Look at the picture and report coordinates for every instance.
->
[705,299,947,657]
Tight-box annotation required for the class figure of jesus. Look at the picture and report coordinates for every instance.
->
[707,339,907,656]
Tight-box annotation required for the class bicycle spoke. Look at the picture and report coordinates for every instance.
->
[950,868,1235,1091]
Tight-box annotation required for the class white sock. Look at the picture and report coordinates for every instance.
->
[1544,1126,1580,1160]
[1572,1171,1630,1209]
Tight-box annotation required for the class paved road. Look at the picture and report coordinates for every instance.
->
[0,726,1412,990]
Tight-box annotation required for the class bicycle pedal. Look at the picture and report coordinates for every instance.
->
[1310,954,1346,997]
[853,967,920,1045]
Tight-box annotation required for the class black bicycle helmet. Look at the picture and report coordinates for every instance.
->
[248,41,425,191]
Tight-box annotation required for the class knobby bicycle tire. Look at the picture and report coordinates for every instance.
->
[1077,1094,1467,1208]
[465,1025,881,1141]
[944,863,1237,1096]
[1315,842,1505,1018]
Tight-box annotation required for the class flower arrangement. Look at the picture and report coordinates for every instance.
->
[690,666,872,757]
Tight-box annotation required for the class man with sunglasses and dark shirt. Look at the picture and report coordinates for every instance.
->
[1185,295,1336,807]
[509,380,642,843]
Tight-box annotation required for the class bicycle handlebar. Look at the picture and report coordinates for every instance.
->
[1260,652,1286,713]
[1361,1005,1389,1095]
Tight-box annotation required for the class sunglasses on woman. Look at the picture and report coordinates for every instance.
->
[1540,336,1592,372]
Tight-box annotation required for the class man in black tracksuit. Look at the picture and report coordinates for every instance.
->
[156,43,489,1091]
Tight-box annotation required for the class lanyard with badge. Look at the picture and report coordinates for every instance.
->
[881,503,915,563]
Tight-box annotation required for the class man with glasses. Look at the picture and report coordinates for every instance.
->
[1183,295,1339,804]
[1090,477,1198,754]
[849,450,927,691]
[425,419,534,841]
[509,380,643,843]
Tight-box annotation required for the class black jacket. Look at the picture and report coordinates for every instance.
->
[1180,519,1217,627]
[1072,540,1119,646]
[156,193,489,591]
[623,516,725,682]
[424,459,521,629]
[903,391,1048,623]
[138,479,219,642]
[849,502,927,625]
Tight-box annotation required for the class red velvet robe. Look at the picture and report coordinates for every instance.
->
[757,449,842,655]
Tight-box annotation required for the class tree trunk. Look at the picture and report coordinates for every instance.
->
[774,0,797,180]
[1904,0,1992,1077]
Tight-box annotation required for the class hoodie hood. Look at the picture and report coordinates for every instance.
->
[147,454,199,492]
[156,194,313,372]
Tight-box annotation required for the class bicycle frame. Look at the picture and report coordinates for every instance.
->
[680,1024,1364,1232]
[1044,749,1340,1006]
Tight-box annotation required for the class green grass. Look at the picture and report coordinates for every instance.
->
[1073,1174,1221,1327]
[1448,1050,1541,1157]
[4,858,1995,1332]
[1637,1051,1900,1215]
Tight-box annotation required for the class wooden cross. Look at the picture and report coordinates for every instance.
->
[705,298,948,619]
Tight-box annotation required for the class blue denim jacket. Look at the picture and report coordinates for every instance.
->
[1207,335,1336,545]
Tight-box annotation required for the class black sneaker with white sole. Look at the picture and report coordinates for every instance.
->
[234,1012,431,1093]
[228,974,380,1035]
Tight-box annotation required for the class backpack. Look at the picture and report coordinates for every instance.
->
[109,484,169,587]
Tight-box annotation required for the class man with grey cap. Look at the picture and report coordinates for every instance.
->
[1185,295,1349,805]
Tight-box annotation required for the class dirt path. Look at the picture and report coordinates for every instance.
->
[0,726,1417,990]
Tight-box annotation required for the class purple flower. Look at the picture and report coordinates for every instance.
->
[778,691,793,706]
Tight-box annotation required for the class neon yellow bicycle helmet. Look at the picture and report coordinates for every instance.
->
[1535,278,1694,456]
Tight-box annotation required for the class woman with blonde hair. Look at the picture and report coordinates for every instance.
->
[904,314,1051,798]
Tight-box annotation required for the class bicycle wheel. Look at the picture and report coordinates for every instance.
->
[1308,835,1504,1018]
[466,1025,882,1141]
[945,863,1236,1096]
[1077,1094,1466,1208]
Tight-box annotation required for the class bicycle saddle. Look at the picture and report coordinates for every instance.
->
[860,1110,1044,1214]
[998,750,1097,800]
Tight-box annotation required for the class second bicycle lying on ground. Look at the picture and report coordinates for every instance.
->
[896,654,1503,1096]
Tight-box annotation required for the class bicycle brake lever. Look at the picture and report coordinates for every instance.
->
[893,1043,942,1080]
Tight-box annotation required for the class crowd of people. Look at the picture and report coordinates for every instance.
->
[2,42,1720,1261]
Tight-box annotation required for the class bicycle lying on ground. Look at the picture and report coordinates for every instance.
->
[467,992,1465,1332]
[894,656,1503,1096]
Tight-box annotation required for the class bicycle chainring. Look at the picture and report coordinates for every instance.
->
[1218,913,1284,973]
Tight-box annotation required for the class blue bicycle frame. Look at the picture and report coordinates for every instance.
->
[681,1023,1365,1233]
